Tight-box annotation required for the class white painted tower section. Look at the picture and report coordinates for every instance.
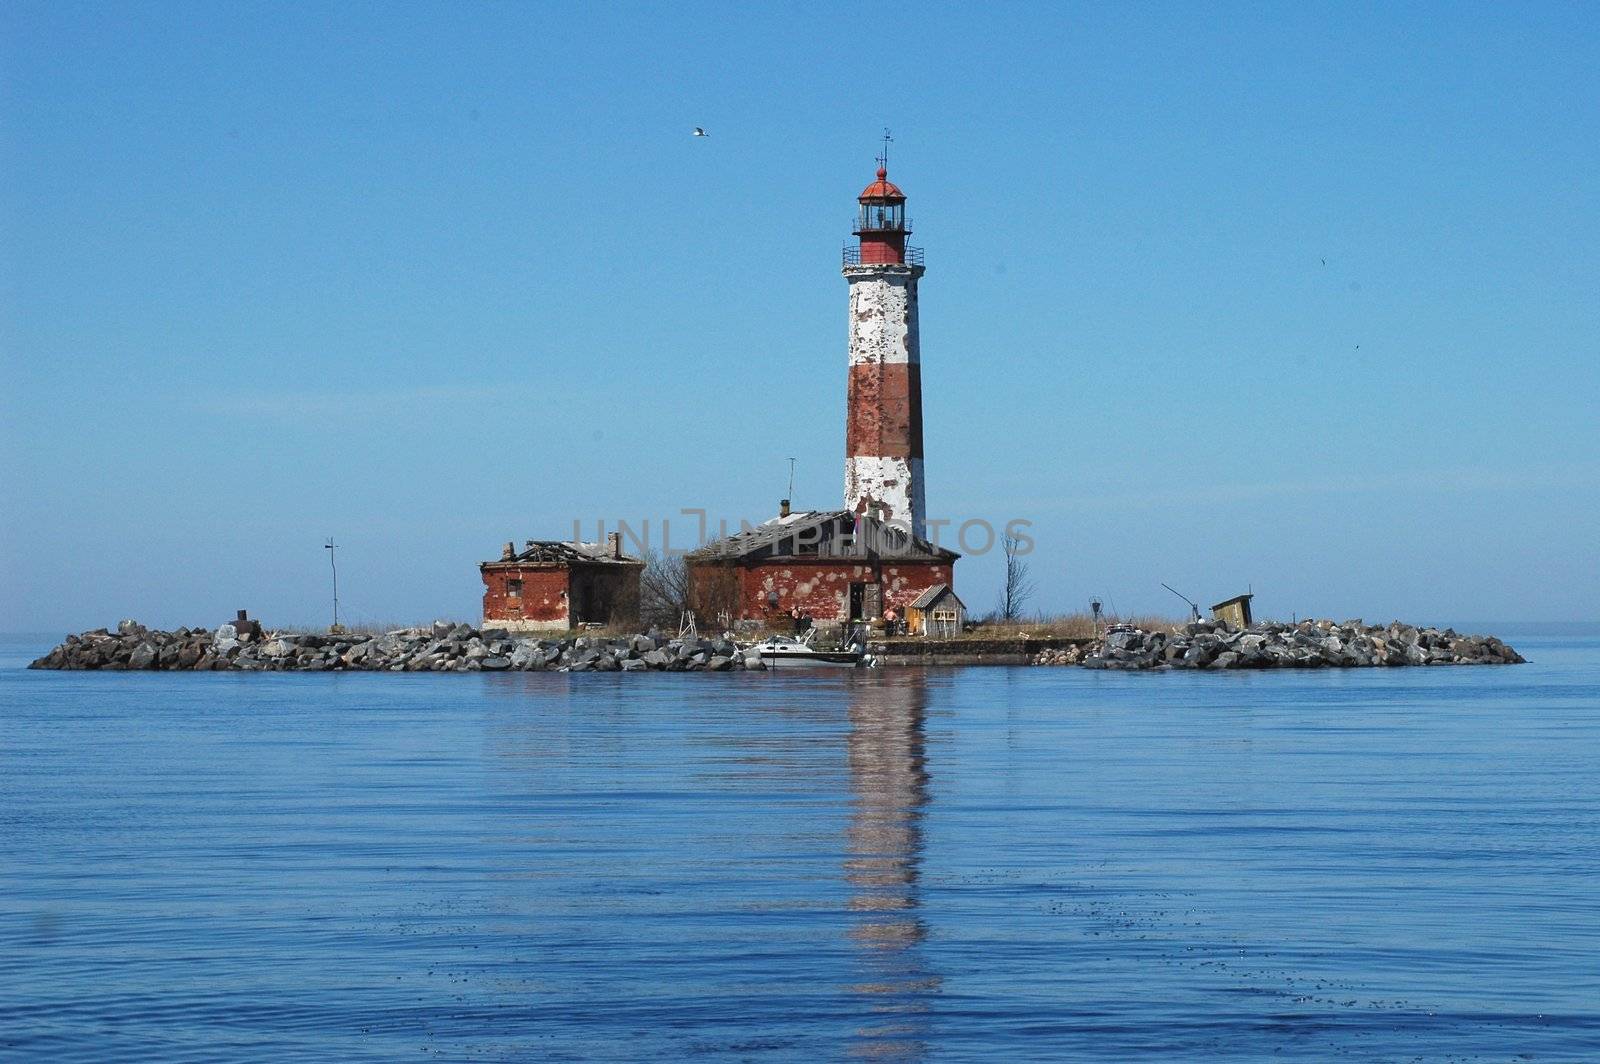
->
[844,262,926,539]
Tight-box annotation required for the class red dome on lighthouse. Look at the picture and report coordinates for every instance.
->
[858,166,906,202]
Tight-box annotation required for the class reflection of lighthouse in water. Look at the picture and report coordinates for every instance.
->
[844,671,938,1057]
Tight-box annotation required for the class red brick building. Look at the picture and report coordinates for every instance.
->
[686,509,957,628]
[480,535,642,632]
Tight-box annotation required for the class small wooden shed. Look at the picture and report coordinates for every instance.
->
[906,584,966,637]
[1210,593,1254,630]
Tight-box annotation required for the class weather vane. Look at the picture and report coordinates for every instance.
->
[877,127,893,170]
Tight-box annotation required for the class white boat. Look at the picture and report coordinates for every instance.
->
[747,629,874,669]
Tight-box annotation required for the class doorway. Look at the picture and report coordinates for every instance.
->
[849,582,882,621]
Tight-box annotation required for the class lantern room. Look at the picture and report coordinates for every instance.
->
[847,165,922,267]
[856,168,907,233]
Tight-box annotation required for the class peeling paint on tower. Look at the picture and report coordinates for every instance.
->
[843,162,927,538]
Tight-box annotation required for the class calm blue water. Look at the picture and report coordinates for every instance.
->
[2,628,1597,1062]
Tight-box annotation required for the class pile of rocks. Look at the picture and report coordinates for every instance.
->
[1032,643,1094,666]
[29,620,768,673]
[1038,619,1523,671]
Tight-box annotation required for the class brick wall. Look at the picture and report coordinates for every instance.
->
[690,560,952,625]
[481,566,570,630]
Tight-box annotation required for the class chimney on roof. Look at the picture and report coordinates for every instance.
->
[779,499,791,518]
[607,530,622,559]
[501,541,515,561]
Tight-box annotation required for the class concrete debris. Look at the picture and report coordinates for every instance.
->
[28,624,771,673]
[1032,619,1524,670]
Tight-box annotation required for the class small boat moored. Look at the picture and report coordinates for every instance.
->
[746,629,874,669]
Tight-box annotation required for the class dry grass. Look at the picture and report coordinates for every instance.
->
[960,612,1181,640]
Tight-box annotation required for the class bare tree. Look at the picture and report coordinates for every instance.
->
[996,533,1037,621]
[639,549,692,629]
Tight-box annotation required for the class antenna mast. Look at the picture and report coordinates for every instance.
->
[325,538,341,631]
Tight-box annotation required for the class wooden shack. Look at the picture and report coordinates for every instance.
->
[906,584,966,637]
[1210,593,1254,630]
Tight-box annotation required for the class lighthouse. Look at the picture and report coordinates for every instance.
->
[843,148,926,539]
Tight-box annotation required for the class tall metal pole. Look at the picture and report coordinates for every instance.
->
[325,539,339,630]
[1160,582,1201,622]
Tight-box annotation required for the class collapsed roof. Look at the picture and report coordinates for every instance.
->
[686,510,959,564]
[484,540,642,567]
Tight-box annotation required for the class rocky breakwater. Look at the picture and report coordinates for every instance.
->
[30,620,768,673]
[1035,619,1523,671]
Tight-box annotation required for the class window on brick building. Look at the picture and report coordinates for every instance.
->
[507,579,523,598]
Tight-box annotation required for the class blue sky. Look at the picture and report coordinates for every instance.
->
[2,2,1596,631]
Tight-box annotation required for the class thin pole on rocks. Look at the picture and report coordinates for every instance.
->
[325,538,340,631]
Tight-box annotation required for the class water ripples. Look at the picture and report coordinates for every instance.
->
[2,633,1598,1060]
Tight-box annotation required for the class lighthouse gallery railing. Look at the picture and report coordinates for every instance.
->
[842,245,925,267]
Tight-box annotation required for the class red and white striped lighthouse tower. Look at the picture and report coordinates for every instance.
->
[843,140,926,538]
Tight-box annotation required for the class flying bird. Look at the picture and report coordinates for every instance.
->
[692,127,709,137]
[1320,258,1327,266]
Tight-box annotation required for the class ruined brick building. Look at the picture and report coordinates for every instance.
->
[688,155,959,626]
[480,534,642,632]
[686,507,957,626]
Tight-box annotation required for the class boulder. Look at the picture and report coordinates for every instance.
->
[1106,630,1142,653]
